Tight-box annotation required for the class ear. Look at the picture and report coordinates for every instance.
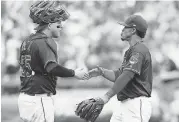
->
[48,24,51,29]
[132,28,136,34]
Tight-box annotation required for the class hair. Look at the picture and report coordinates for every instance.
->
[136,29,146,38]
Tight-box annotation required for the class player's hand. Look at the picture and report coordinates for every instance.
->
[88,66,104,78]
[74,68,90,80]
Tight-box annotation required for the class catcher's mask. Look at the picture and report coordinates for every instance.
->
[29,1,70,24]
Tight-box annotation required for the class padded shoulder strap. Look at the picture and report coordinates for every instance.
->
[45,38,58,62]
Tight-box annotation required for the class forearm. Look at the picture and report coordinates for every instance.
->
[102,69,116,82]
[102,69,122,82]
[46,62,75,77]
[103,70,135,100]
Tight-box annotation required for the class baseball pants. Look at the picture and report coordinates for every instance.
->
[110,96,152,122]
[18,92,55,122]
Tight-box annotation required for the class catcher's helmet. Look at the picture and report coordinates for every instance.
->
[29,1,70,24]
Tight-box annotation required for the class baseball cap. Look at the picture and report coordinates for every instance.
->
[118,15,148,33]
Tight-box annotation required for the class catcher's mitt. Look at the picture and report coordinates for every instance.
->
[75,98,104,122]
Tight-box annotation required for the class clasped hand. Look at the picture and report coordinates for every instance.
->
[74,68,90,80]
[88,66,104,78]
[75,66,104,80]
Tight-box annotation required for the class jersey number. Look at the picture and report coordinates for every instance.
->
[20,55,32,77]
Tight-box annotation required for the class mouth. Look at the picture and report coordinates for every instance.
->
[121,35,127,41]
[121,38,125,41]
[121,35,125,41]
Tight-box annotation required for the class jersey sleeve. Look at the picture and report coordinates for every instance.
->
[113,68,122,80]
[123,52,144,75]
[37,40,58,69]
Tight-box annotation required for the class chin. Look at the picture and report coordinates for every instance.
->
[53,35,59,38]
[51,32,60,38]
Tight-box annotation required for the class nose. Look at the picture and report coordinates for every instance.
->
[121,28,125,32]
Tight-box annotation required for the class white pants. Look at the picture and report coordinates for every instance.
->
[18,93,55,122]
[110,96,152,122]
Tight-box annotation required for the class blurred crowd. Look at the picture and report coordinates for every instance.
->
[1,1,179,122]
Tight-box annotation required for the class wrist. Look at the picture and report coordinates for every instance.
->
[100,67,105,76]
[101,94,110,104]
[74,69,79,78]
[104,88,115,100]
[72,70,75,77]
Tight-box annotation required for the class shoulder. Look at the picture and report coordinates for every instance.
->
[26,33,45,45]
[31,33,56,47]
[33,38,57,51]
[133,43,149,55]
[45,38,57,49]
[28,33,57,53]
[32,38,46,49]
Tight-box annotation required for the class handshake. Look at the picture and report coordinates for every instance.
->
[74,66,104,80]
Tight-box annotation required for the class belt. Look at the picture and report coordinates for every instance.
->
[120,96,150,103]
[22,92,53,97]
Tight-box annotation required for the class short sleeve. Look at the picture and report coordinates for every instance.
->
[37,40,57,69]
[113,68,122,80]
[123,52,144,75]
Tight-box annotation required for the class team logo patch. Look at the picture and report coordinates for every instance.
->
[129,53,139,65]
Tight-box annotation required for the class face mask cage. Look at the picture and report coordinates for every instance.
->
[30,1,70,24]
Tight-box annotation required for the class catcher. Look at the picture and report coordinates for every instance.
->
[75,15,153,122]
[18,1,89,122]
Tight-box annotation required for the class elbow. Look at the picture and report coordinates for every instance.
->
[123,70,135,80]
[45,62,58,73]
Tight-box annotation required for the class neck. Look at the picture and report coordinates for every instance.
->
[43,29,51,37]
[35,24,48,34]
[128,35,142,47]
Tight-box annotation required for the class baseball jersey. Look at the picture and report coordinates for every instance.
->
[117,42,153,101]
[19,32,58,95]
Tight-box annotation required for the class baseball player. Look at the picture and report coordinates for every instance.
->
[18,1,89,122]
[76,15,153,122]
